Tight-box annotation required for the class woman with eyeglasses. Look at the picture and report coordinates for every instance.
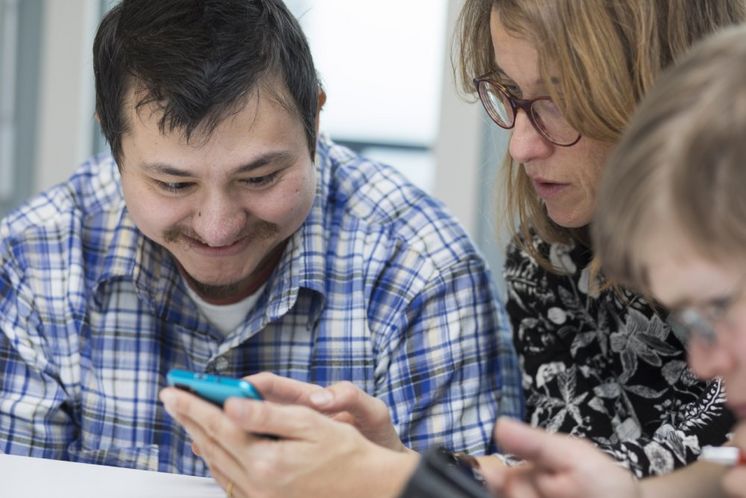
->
[454,0,743,479]
[158,1,744,497]
[485,23,746,498]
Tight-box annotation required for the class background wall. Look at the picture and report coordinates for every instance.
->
[0,0,511,293]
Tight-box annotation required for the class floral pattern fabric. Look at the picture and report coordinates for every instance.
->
[504,235,733,477]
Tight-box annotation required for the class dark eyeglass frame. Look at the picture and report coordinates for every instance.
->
[473,74,581,147]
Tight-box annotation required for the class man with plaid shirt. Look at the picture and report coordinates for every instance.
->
[0,0,520,475]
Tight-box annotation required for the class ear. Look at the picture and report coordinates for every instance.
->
[314,88,327,136]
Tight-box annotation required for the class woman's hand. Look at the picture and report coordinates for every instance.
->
[723,421,746,498]
[245,372,410,453]
[159,387,418,498]
[489,417,641,498]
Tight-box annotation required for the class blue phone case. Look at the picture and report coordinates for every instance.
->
[166,369,263,406]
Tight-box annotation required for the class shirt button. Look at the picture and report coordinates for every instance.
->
[214,356,229,372]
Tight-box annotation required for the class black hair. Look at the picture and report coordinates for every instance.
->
[93,0,320,164]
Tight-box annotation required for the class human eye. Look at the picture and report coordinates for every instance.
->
[701,296,735,322]
[507,85,521,96]
[491,70,518,95]
[155,180,194,194]
[533,99,564,123]
[241,171,279,189]
[499,81,521,97]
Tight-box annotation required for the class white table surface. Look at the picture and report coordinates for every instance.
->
[0,453,225,498]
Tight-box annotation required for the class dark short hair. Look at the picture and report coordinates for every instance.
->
[93,0,320,164]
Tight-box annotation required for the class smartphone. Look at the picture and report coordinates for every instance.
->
[166,369,263,406]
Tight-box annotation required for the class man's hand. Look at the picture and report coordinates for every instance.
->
[160,387,418,498]
[245,372,410,453]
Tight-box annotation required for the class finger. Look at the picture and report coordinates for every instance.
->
[210,464,248,498]
[495,417,596,471]
[331,412,356,425]
[722,466,746,498]
[307,381,367,411]
[244,372,323,405]
[224,397,334,441]
[477,456,508,496]
[208,464,231,494]
[160,387,250,473]
[502,465,542,498]
[315,382,408,450]
[312,381,394,430]
[172,407,250,482]
[533,471,587,498]
[730,420,746,446]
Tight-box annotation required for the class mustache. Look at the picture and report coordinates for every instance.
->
[163,222,279,245]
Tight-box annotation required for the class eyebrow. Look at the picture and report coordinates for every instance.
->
[493,67,558,88]
[140,150,295,177]
[666,292,735,312]
[664,298,693,311]
[494,68,512,80]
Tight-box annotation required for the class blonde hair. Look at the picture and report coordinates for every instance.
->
[455,0,745,271]
[593,24,746,295]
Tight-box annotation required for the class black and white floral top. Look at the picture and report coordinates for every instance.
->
[504,234,733,477]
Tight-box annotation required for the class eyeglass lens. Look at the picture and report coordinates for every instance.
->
[673,308,718,345]
[478,81,579,146]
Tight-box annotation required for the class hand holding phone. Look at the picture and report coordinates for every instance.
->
[166,369,263,407]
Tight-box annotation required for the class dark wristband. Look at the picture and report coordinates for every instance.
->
[398,447,493,498]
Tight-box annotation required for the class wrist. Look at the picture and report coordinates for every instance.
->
[361,444,419,498]
[398,447,492,498]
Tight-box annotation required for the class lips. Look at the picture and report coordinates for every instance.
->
[531,177,570,199]
[182,234,251,257]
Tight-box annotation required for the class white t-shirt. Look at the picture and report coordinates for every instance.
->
[184,281,265,335]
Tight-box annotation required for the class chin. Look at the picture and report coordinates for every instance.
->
[181,264,248,285]
[193,272,248,288]
[547,210,592,229]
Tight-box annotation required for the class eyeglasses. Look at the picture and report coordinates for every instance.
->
[668,284,746,346]
[473,74,581,147]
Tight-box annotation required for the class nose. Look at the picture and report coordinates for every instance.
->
[508,109,553,164]
[192,192,247,247]
[688,335,736,380]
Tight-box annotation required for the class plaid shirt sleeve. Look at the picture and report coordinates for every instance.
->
[371,250,522,455]
[0,254,78,458]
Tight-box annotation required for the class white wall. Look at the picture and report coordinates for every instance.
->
[433,0,484,236]
[34,0,98,193]
[0,0,19,201]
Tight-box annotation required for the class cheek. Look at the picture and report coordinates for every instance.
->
[687,336,742,383]
[687,341,715,379]
[261,171,315,226]
[579,162,604,200]
[121,176,185,236]
[288,177,316,222]
[575,141,609,190]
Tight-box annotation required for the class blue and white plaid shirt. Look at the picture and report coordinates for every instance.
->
[0,136,521,475]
